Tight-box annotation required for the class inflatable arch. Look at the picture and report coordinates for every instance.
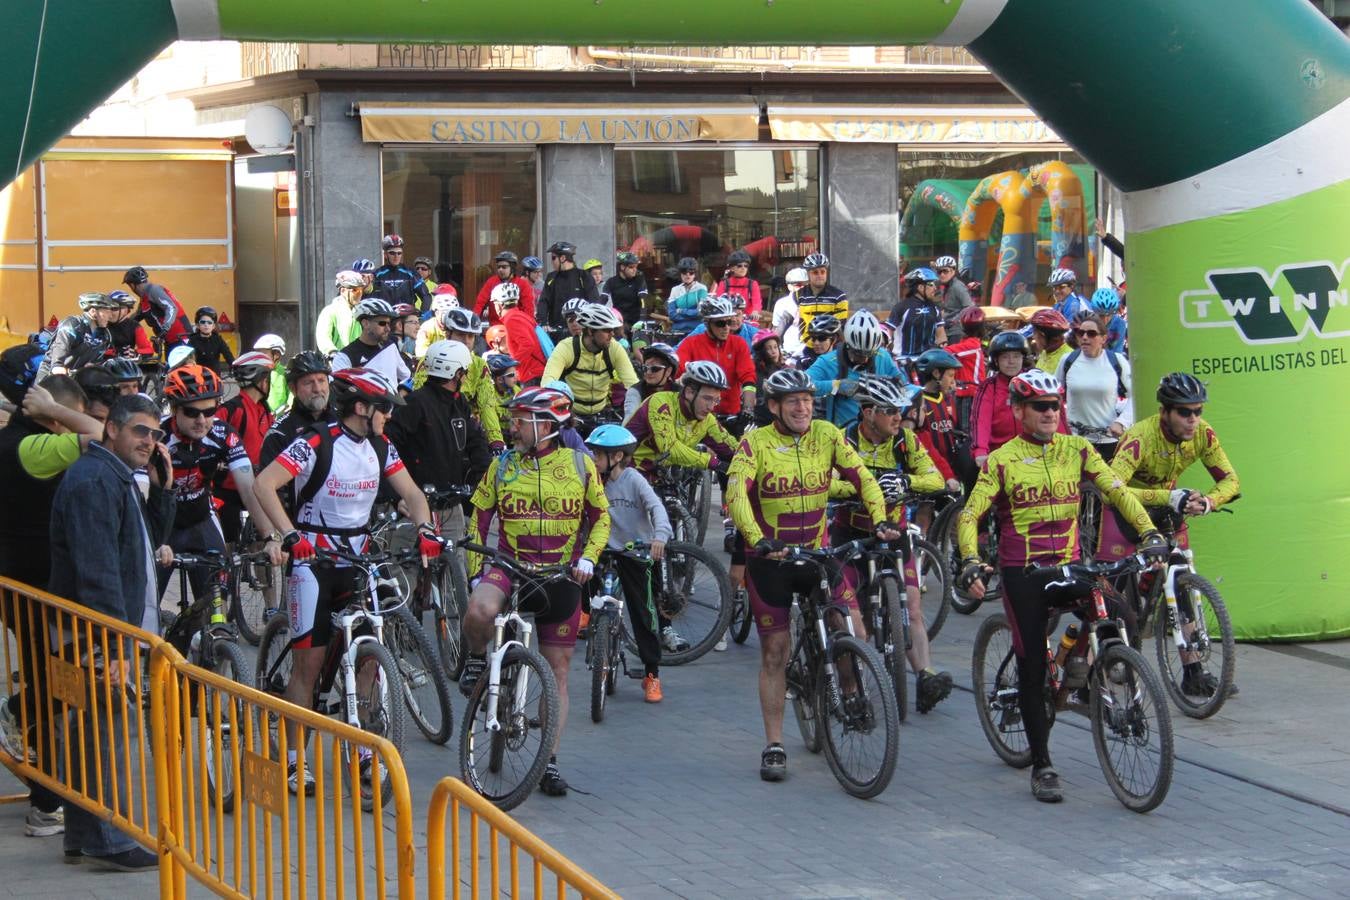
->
[899,179,967,262]
[5,0,1349,639]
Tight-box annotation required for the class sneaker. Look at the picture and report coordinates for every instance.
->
[1031,766,1063,803]
[714,634,728,652]
[287,762,315,797]
[661,626,690,653]
[358,756,386,810]
[642,675,663,703]
[759,743,787,782]
[85,846,159,872]
[915,669,953,714]
[539,761,568,797]
[1180,669,1220,698]
[63,849,82,865]
[0,702,33,764]
[459,656,487,699]
[24,806,63,837]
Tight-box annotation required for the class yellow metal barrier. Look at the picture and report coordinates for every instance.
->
[427,777,618,900]
[153,640,416,899]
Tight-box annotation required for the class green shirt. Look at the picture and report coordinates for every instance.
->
[18,432,82,480]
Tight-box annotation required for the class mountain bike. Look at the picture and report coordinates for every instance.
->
[782,542,900,799]
[843,537,912,723]
[933,493,1001,614]
[654,460,713,546]
[230,514,279,645]
[1070,422,1120,561]
[585,549,640,723]
[971,554,1174,813]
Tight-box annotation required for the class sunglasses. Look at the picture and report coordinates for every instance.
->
[708,320,732,328]
[1028,400,1061,412]
[642,364,670,374]
[416,265,431,271]
[197,319,215,325]
[387,250,403,255]
[1073,328,1102,338]
[372,402,395,415]
[1171,405,1204,419]
[871,406,902,416]
[372,320,392,328]
[810,336,832,343]
[179,405,218,419]
[127,423,166,442]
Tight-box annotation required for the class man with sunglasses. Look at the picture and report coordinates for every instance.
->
[795,251,848,344]
[959,369,1166,804]
[675,297,757,426]
[371,234,432,314]
[1029,307,1073,375]
[474,251,536,326]
[331,298,411,389]
[932,255,975,341]
[1047,268,1089,323]
[538,241,597,329]
[601,251,649,330]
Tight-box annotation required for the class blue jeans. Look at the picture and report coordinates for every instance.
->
[62,681,141,857]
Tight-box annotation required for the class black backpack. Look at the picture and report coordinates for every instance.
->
[558,334,618,382]
[0,342,45,404]
[293,423,391,514]
[1062,349,1128,401]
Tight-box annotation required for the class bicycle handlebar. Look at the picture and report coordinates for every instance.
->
[420,483,474,507]
[171,550,270,570]
[457,541,574,582]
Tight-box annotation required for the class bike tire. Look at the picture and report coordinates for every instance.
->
[910,538,950,642]
[971,614,1034,769]
[1153,574,1236,720]
[434,550,470,681]
[879,574,908,723]
[230,520,275,646]
[459,644,559,812]
[939,499,1003,612]
[385,607,454,745]
[590,619,612,723]
[692,467,713,545]
[1091,643,1174,813]
[204,639,248,813]
[789,604,822,754]
[731,588,753,644]
[817,634,900,799]
[649,541,732,665]
[345,640,406,813]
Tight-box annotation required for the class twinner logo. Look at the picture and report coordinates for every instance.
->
[1178,259,1349,345]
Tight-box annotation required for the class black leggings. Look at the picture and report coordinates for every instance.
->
[999,566,1076,771]
[614,555,662,677]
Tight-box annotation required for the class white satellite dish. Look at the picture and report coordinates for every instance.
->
[244,105,293,155]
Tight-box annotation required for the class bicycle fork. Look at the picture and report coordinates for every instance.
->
[1162,551,1207,657]
[339,612,384,730]
[484,612,534,732]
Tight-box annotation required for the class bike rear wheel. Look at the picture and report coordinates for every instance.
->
[385,608,454,745]
[643,541,731,665]
[730,588,753,644]
[817,634,900,799]
[878,574,908,723]
[345,641,407,813]
[1153,574,1235,719]
[590,615,613,723]
[204,638,248,813]
[971,613,1035,768]
[910,538,950,641]
[1091,643,1174,813]
[231,520,277,645]
[433,550,470,681]
[459,644,559,811]
[939,500,1002,612]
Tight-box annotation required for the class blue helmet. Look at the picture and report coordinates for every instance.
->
[905,267,938,285]
[351,258,376,274]
[543,379,574,400]
[522,256,543,272]
[1090,287,1121,312]
[584,423,638,452]
[485,353,519,376]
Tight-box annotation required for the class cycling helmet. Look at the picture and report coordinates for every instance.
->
[433,282,458,297]
[231,350,275,386]
[843,309,885,354]
[485,353,519,376]
[958,306,986,327]
[430,293,460,317]
[584,423,638,454]
[855,375,912,411]
[728,294,748,311]
[490,281,521,308]
[802,251,830,270]
[492,250,519,266]
[697,295,736,320]
[807,314,842,337]
[381,234,405,251]
[331,366,405,408]
[727,249,752,267]
[335,269,364,289]
[391,303,418,319]
[108,289,136,309]
[1028,308,1070,332]
[933,255,957,270]
[441,307,484,335]
[988,330,1031,357]
[1156,372,1208,406]
[576,303,622,331]
[353,298,395,321]
[77,291,118,311]
[616,251,639,266]
[561,298,589,320]
[582,258,603,271]
[122,266,150,287]
[677,256,699,273]
[194,306,218,323]
[1008,368,1063,403]
[1072,308,1102,328]
[641,342,679,370]
[785,266,808,286]
[167,345,196,370]
[681,360,729,391]
[543,379,574,400]
[547,240,577,258]
[103,357,141,382]
[1090,287,1121,312]
[904,267,938,285]
[351,258,376,274]
[164,364,223,404]
[253,333,286,355]
[763,367,815,398]
[1047,267,1077,287]
[74,366,119,405]
[287,350,330,382]
[522,255,543,272]
[412,256,433,271]
[752,328,781,350]
[507,386,572,424]
[914,348,961,377]
[422,340,472,380]
[484,326,508,352]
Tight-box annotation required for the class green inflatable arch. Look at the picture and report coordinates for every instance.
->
[6,0,1350,639]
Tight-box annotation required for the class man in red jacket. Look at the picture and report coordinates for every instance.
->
[713,249,763,317]
[495,282,547,386]
[675,296,755,419]
[473,251,536,326]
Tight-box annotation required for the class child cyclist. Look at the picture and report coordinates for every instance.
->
[583,424,673,704]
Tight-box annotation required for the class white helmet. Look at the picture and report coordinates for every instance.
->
[167,344,196,370]
[442,307,484,334]
[681,360,729,391]
[431,293,460,316]
[422,340,473,380]
[253,333,286,354]
[335,269,364,289]
[1009,368,1064,404]
[697,295,737,320]
[490,281,521,309]
[843,309,885,354]
[576,303,623,331]
[1047,267,1077,287]
[353,298,395,321]
[785,267,808,286]
[933,255,957,270]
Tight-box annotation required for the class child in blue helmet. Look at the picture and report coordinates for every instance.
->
[1090,287,1128,353]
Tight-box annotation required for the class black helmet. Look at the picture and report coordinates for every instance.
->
[677,256,699,273]
[194,306,218,322]
[73,366,120,405]
[1156,372,1208,406]
[103,357,141,382]
[547,241,576,258]
[122,266,149,287]
[988,330,1031,357]
[493,250,519,266]
[287,349,331,382]
[727,249,752,267]
[616,251,639,266]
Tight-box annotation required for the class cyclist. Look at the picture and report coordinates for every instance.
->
[105,290,154,361]
[384,340,491,540]
[933,255,975,341]
[185,307,235,375]
[474,250,536,324]
[891,267,946,358]
[602,251,648,330]
[623,342,678,420]
[713,249,763,316]
[254,368,439,795]
[122,265,191,348]
[1103,373,1240,698]
[491,282,547,386]
[946,306,988,429]
[795,252,848,344]
[912,348,969,494]
[749,329,787,427]
[794,313,841,370]
[806,308,898,426]
[627,360,736,476]
[315,270,366,356]
[486,353,521,408]
[1056,310,1132,458]
[584,423,673,703]
[666,257,708,336]
[770,266,810,358]
[332,298,411,388]
[460,386,611,797]
[540,304,638,430]
[676,296,756,424]
[541,381,595,458]
[414,286,461,358]
[412,256,437,295]
[483,324,509,357]
[583,258,605,288]
[391,303,421,361]
[538,241,597,328]
[1030,308,1073,375]
[1090,286,1128,353]
[37,292,116,381]
[350,258,377,296]
[260,351,332,476]
[372,234,432,313]
[215,350,277,546]
[680,293,756,346]
[958,369,1166,804]
[832,376,951,711]
[522,255,545,298]
[1048,267,1089,322]
[437,308,506,451]
[102,358,143,398]
[560,298,588,338]
[971,330,1039,469]
[253,334,290,413]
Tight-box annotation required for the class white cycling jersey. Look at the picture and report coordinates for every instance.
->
[277,422,404,554]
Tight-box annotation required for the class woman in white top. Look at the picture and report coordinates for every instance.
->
[1055,310,1133,456]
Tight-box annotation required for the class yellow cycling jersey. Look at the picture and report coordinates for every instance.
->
[1111,414,1239,508]
[540,335,639,415]
[830,423,944,531]
[625,390,737,473]
[727,419,887,548]
[959,433,1153,568]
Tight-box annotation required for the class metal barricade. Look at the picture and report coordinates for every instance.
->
[426,777,616,900]
[152,641,416,899]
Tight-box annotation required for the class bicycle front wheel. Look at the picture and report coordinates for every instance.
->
[590,616,612,723]
[730,588,753,644]
[204,638,248,813]
[910,538,950,641]
[817,634,900,799]
[1153,574,1235,719]
[459,644,559,811]
[385,607,454,745]
[231,520,277,645]
[346,641,407,812]
[433,550,470,681]
[1091,643,1174,813]
[971,613,1037,769]
[691,467,713,545]
[650,541,732,665]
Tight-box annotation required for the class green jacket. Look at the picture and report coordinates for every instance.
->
[315,297,360,355]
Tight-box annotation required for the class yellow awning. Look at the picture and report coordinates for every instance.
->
[767,105,1065,146]
[359,102,761,145]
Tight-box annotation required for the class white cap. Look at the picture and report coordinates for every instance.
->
[786,267,808,286]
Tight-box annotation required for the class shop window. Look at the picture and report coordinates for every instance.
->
[616,148,819,318]
[381,149,538,304]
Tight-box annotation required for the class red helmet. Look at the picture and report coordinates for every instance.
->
[331,367,404,408]
[164,364,222,404]
[392,303,417,318]
[1008,369,1063,403]
[506,387,572,424]
[958,306,986,326]
[381,234,404,251]
[1028,308,1070,332]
